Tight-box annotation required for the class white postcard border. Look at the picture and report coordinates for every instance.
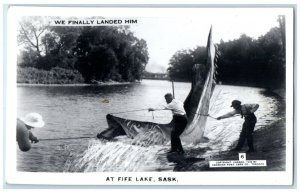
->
[4,5,295,186]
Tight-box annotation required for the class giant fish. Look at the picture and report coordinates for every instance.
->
[97,27,218,145]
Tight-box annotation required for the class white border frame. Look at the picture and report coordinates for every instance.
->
[3,4,295,187]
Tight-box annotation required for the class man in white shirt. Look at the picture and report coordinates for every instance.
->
[217,100,259,153]
[149,93,187,154]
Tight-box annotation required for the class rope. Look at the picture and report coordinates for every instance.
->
[207,114,217,119]
[110,108,169,114]
[110,108,218,120]
[110,108,150,114]
[191,113,241,119]
[191,112,217,119]
[39,136,95,141]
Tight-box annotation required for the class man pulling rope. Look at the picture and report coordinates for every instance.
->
[148,93,187,155]
[216,100,259,153]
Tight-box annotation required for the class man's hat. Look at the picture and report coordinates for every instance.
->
[231,100,241,107]
[20,112,45,128]
[164,93,173,98]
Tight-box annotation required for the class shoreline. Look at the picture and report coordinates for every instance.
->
[186,117,286,171]
[17,81,136,87]
[16,79,177,87]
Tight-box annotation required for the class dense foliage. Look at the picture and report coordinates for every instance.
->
[17,67,84,84]
[168,47,207,81]
[168,17,286,88]
[74,27,149,83]
[17,17,149,83]
[217,29,285,88]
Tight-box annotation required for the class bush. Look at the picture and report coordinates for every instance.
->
[17,67,84,84]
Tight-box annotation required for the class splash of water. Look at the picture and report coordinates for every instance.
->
[131,126,168,146]
[64,139,173,172]
[64,127,171,172]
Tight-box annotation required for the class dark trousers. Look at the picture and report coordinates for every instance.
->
[171,115,188,152]
[235,114,257,150]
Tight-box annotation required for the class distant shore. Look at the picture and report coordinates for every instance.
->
[17,80,135,87]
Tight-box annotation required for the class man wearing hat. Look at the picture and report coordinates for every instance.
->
[149,93,187,154]
[17,113,45,152]
[217,100,259,152]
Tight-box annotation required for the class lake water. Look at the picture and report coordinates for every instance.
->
[16,79,280,172]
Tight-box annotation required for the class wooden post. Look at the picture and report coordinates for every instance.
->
[172,80,175,98]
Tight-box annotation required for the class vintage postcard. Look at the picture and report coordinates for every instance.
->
[4,5,294,186]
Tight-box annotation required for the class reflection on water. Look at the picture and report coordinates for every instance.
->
[17,80,280,172]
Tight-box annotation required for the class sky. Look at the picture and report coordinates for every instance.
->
[130,9,283,73]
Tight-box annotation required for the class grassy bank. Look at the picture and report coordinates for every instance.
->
[17,67,85,84]
[17,67,139,85]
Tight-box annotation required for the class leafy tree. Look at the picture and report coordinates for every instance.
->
[18,17,148,83]
[168,50,196,81]
[74,26,149,82]
[43,26,83,69]
[167,46,207,81]
[257,27,285,87]
[18,16,50,59]
[17,16,77,70]
[168,16,285,89]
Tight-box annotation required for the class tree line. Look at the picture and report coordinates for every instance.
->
[168,16,286,89]
[17,16,149,83]
[18,16,286,88]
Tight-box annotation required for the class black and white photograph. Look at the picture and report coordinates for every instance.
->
[3,4,295,186]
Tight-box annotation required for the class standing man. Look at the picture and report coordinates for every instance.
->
[217,100,259,153]
[17,112,45,152]
[149,93,187,154]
